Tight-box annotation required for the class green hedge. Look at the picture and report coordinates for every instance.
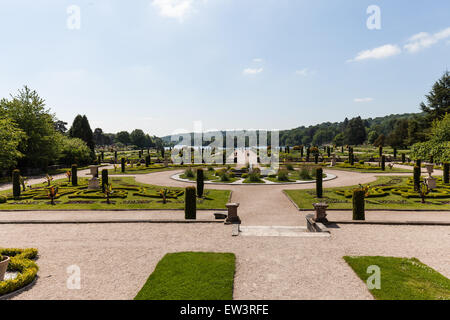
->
[0,248,38,297]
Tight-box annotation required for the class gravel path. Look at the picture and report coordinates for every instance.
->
[2,222,449,300]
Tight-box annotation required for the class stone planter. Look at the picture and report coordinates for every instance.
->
[0,256,10,281]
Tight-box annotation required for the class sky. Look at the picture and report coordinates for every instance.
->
[0,0,449,137]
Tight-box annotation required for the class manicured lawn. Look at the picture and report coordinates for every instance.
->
[344,256,450,300]
[0,177,231,210]
[284,176,450,211]
[135,252,236,300]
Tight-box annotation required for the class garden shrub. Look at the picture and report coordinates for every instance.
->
[185,186,196,219]
[0,196,7,204]
[185,167,194,178]
[197,168,204,198]
[381,155,386,171]
[299,167,312,180]
[145,155,151,167]
[402,153,406,163]
[352,189,365,220]
[286,164,294,171]
[121,158,126,173]
[277,170,289,182]
[12,169,20,199]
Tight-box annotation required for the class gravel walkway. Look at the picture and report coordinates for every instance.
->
[2,222,448,300]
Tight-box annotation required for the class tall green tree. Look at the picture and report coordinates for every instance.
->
[420,71,450,122]
[0,86,60,168]
[69,115,95,153]
[344,116,367,145]
[116,131,131,145]
[130,129,147,149]
[0,113,25,171]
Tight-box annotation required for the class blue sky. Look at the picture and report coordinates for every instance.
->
[0,0,449,136]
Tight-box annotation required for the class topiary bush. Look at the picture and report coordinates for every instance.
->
[196,168,204,198]
[402,153,406,163]
[185,186,196,219]
[0,196,7,204]
[101,169,108,192]
[121,158,126,173]
[12,169,21,199]
[185,167,194,178]
[145,155,151,167]
[413,166,421,191]
[316,167,323,198]
[72,164,78,186]
[352,189,365,220]
[444,163,449,184]
[381,155,386,171]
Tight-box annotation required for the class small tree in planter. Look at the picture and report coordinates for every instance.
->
[66,170,72,183]
[352,187,365,220]
[104,183,113,204]
[196,168,204,198]
[159,188,168,204]
[316,168,323,198]
[20,175,27,191]
[418,181,430,204]
[12,169,21,199]
[47,186,59,205]
[45,174,53,186]
[71,164,78,186]
[185,186,197,220]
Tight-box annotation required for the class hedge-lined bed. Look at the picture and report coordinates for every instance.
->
[284,176,450,211]
[0,248,39,297]
[0,177,231,210]
[135,252,236,300]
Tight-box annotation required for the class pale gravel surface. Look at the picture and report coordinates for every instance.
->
[1,164,450,300]
[2,223,449,300]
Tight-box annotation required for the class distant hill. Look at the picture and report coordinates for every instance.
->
[160,112,424,147]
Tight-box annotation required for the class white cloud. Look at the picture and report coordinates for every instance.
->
[295,68,316,76]
[253,58,264,63]
[404,27,450,53]
[243,67,263,75]
[354,97,374,103]
[349,44,401,62]
[152,0,197,21]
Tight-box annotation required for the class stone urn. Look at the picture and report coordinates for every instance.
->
[0,255,10,281]
[313,203,329,223]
